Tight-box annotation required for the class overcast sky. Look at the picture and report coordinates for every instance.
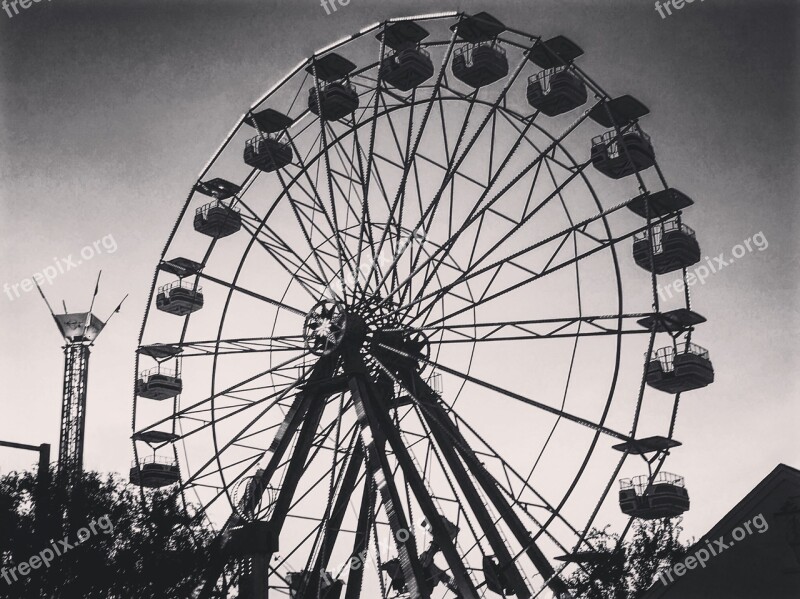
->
[1,0,798,545]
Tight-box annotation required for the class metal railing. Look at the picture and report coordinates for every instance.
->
[158,279,203,295]
[620,471,684,495]
[454,40,506,67]
[245,133,288,149]
[633,218,696,255]
[310,80,358,95]
[591,128,651,159]
[139,366,178,381]
[195,198,240,217]
[527,65,571,94]
[392,372,442,399]
[647,342,710,372]
[634,218,695,242]
[133,455,178,467]
[427,372,443,394]
[390,46,432,61]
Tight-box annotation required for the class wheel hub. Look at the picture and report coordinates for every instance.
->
[303,299,347,356]
[302,295,428,370]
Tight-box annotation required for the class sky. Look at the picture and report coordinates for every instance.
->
[1,0,798,551]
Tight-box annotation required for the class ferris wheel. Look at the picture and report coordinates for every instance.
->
[130,11,715,599]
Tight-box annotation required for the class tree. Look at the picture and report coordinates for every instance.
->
[0,467,227,599]
[564,519,690,599]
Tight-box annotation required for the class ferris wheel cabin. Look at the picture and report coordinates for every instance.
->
[194,199,242,238]
[193,177,242,238]
[452,41,509,88]
[525,36,588,117]
[633,218,701,274]
[377,21,435,91]
[527,66,588,117]
[243,108,294,172]
[619,472,690,519]
[307,53,359,121]
[244,135,292,172]
[591,128,656,179]
[129,456,180,488]
[646,342,715,393]
[451,12,509,88]
[156,280,204,316]
[586,95,654,178]
[136,366,182,401]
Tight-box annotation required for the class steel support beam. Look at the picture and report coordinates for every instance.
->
[405,373,532,599]
[414,387,569,598]
[199,358,336,598]
[347,370,431,599]
[346,348,480,599]
[297,441,366,598]
[342,471,376,599]
[59,343,90,493]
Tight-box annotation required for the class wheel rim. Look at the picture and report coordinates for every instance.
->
[131,12,701,598]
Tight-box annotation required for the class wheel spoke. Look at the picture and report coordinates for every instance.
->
[383,102,602,317]
[393,313,652,344]
[374,342,631,442]
[406,204,665,328]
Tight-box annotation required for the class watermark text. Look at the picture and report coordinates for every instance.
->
[1,515,114,585]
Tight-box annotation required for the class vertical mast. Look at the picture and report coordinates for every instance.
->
[33,275,126,527]
[58,342,91,491]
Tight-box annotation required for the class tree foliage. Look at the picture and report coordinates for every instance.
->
[564,519,690,599]
[0,467,221,599]
[0,466,693,599]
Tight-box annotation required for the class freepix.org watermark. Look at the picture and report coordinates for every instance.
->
[1,515,114,586]
[659,513,768,586]
[3,234,118,302]
[325,230,427,298]
[321,527,413,585]
[655,0,705,20]
[657,231,767,301]
[319,0,352,15]
[2,0,52,19]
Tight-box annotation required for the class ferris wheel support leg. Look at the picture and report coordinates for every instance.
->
[198,359,338,599]
[406,375,532,599]
[413,382,570,598]
[342,472,376,599]
[296,442,367,598]
[347,369,431,599]
[346,356,481,599]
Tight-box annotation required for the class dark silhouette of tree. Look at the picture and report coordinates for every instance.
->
[0,467,230,599]
[564,519,690,599]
